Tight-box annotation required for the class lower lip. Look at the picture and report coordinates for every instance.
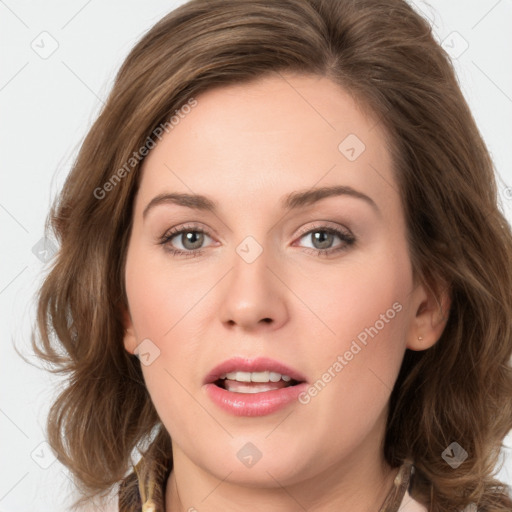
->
[204,382,308,417]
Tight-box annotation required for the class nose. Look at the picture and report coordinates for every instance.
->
[218,245,289,332]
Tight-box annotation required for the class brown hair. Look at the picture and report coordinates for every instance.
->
[33,0,512,510]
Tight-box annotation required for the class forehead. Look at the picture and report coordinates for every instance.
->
[135,73,398,218]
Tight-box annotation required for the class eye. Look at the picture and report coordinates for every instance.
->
[295,225,355,256]
[159,224,214,257]
[158,223,355,258]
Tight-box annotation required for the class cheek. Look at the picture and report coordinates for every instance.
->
[294,249,411,363]
[290,251,411,437]
[124,240,215,342]
[124,245,220,435]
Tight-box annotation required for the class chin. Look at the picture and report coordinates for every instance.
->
[189,434,318,487]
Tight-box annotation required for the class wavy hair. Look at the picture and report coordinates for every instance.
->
[33,0,512,510]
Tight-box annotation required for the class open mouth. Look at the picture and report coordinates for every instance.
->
[214,371,302,394]
[204,358,308,415]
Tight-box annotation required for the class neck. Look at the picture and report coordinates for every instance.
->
[165,413,397,512]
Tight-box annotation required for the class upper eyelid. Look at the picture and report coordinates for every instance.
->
[162,221,351,235]
[162,222,211,236]
[295,221,352,236]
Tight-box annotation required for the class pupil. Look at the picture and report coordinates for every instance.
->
[183,231,204,250]
[313,231,333,249]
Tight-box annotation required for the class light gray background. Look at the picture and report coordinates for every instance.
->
[1,1,511,510]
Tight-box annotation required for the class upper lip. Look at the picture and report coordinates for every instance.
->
[204,356,308,384]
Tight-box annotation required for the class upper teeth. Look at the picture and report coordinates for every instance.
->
[220,371,292,383]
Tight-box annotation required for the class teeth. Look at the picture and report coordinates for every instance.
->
[228,371,252,382]
[251,371,269,382]
[221,371,293,383]
[269,372,281,382]
[229,384,277,394]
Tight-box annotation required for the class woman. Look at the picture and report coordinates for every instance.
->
[33,0,512,510]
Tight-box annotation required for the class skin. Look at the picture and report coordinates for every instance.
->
[123,72,449,512]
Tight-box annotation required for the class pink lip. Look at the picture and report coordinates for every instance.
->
[203,356,307,384]
[203,357,308,417]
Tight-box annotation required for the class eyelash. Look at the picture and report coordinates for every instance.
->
[158,223,356,258]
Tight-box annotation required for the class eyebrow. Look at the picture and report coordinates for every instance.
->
[142,185,379,219]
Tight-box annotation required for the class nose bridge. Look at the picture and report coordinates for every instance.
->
[218,234,288,330]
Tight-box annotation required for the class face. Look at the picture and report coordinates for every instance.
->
[123,73,428,490]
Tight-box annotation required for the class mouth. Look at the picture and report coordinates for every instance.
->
[213,371,301,394]
[204,357,308,416]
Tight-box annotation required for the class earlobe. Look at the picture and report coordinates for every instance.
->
[406,280,451,351]
[122,309,138,354]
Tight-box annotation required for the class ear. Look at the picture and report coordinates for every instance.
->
[406,278,451,351]
[122,308,138,354]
